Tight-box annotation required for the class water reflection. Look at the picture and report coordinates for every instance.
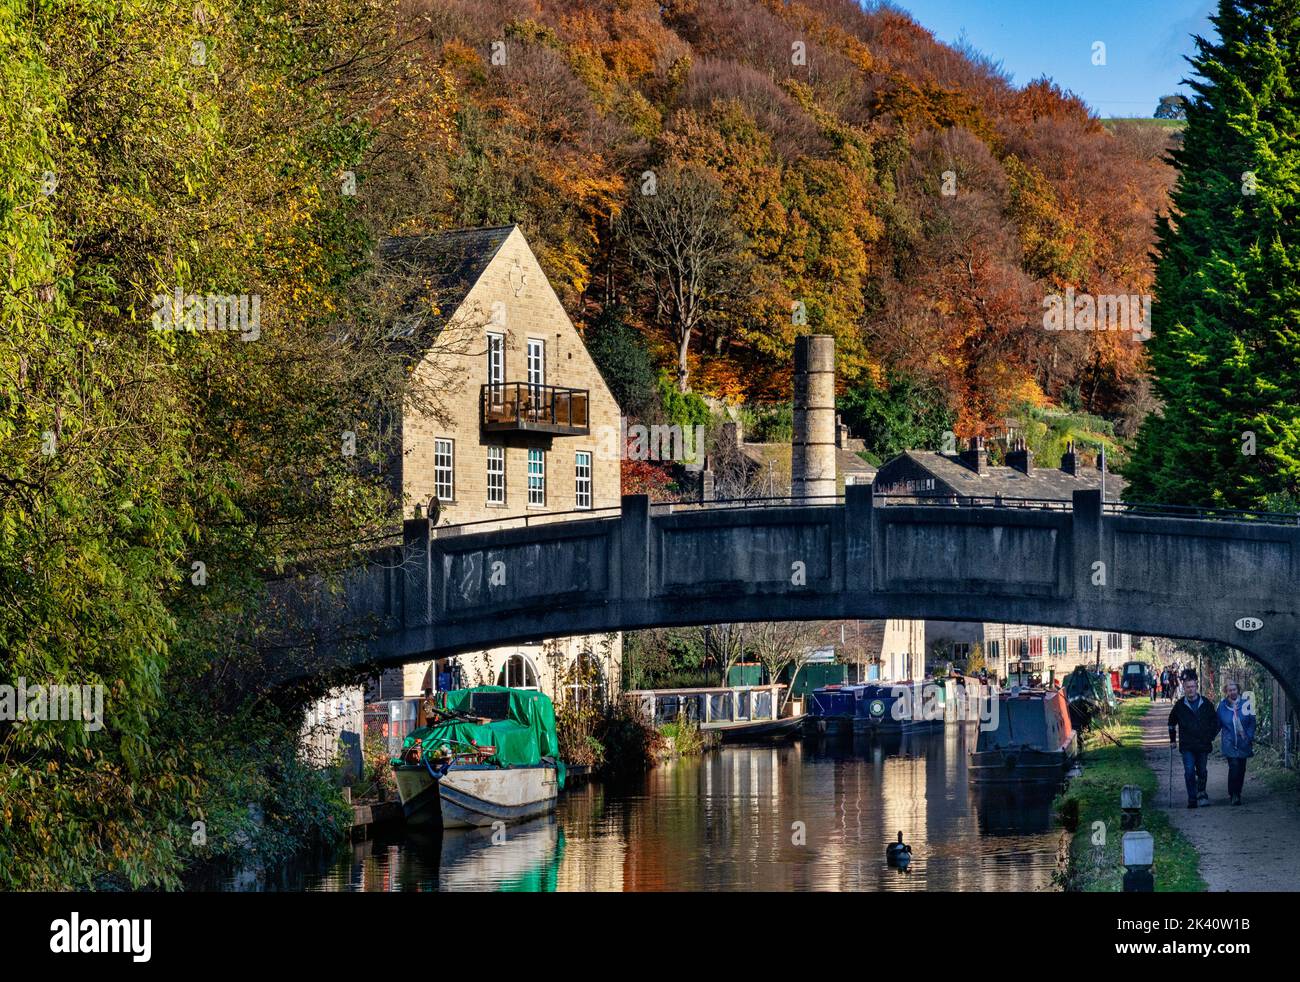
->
[221,728,1066,892]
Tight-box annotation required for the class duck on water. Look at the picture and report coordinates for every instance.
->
[391,686,565,828]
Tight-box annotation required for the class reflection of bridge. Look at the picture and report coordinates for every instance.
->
[270,487,1300,705]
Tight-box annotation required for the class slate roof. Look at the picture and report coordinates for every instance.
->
[376,225,515,339]
[882,451,1125,502]
[737,442,877,486]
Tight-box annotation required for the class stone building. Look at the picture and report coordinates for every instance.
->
[368,224,624,704]
[926,620,1133,683]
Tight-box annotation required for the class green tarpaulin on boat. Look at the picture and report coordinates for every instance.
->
[394,686,565,788]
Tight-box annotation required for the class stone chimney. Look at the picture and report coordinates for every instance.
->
[792,335,837,499]
[959,436,988,474]
[1006,438,1034,475]
[836,414,850,449]
[1061,440,1079,476]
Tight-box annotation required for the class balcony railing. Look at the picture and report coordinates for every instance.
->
[480,382,589,435]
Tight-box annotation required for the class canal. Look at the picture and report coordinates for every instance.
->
[217,724,1069,891]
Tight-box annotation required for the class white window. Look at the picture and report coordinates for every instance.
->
[1107,633,1122,650]
[487,332,504,386]
[527,338,545,387]
[575,451,592,509]
[528,448,545,506]
[498,653,539,689]
[434,439,454,502]
[1080,635,1093,653]
[487,446,505,505]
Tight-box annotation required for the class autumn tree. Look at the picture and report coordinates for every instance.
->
[622,164,749,392]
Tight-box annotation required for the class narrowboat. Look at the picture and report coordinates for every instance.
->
[1119,660,1154,697]
[391,686,564,827]
[968,688,1078,786]
[1062,666,1116,731]
[806,681,944,735]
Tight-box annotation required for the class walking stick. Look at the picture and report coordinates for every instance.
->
[1169,741,1174,808]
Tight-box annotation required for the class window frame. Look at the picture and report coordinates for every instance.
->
[575,450,592,510]
[527,448,545,507]
[486,445,506,506]
[433,438,454,503]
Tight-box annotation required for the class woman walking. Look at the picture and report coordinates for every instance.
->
[1217,680,1256,806]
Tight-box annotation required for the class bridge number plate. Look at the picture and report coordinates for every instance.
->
[1234,617,1264,632]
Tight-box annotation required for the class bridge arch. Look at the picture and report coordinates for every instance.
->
[282,488,1300,707]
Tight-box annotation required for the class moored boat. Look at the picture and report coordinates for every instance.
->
[713,715,805,743]
[968,688,1077,786]
[806,681,944,736]
[391,686,564,828]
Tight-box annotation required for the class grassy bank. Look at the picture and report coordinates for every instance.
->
[1054,700,1204,891]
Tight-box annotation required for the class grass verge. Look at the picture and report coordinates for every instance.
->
[1053,700,1204,891]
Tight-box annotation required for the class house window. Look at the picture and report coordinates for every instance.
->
[1107,633,1122,650]
[1080,635,1093,653]
[563,651,603,707]
[575,451,592,509]
[527,338,545,387]
[487,446,505,505]
[1028,637,1043,657]
[1048,636,1067,656]
[528,448,545,506]
[952,642,971,660]
[498,653,540,690]
[434,439,454,502]
[988,640,1001,660]
[487,332,504,386]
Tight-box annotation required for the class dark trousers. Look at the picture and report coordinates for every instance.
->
[1181,751,1209,803]
[1226,758,1248,799]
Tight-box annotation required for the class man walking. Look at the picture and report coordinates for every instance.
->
[1168,668,1218,808]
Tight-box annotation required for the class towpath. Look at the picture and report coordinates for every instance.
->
[1138,701,1300,890]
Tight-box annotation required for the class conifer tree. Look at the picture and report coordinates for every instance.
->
[1124,1,1300,508]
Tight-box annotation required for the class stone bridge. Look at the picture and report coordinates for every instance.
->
[270,487,1300,705]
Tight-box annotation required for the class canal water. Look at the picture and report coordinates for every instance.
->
[219,724,1068,891]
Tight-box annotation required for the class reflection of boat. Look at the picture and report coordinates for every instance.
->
[713,715,805,743]
[806,681,944,736]
[391,686,564,827]
[969,689,1077,786]
[970,785,1059,836]
[437,817,564,892]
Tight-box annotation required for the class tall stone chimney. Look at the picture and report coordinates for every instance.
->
[792,335,837,499]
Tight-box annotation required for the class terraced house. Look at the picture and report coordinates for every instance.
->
[370,224,624,704]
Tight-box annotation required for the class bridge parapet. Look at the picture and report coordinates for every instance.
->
[281,490,1300,706]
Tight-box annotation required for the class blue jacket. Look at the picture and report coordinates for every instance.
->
[1217,699,1256,758]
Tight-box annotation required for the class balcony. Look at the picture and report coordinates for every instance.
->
[481,382,590,436]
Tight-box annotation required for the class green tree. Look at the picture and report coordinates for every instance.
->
[585,304,659,421]
[1124,1,1300,508]
[836,372,955,460]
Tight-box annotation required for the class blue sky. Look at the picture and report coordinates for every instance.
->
[889,0,1217,118]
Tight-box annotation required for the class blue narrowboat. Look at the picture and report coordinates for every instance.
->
[806,681,945,735]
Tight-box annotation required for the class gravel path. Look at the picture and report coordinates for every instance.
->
[1139,701,1300,891]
